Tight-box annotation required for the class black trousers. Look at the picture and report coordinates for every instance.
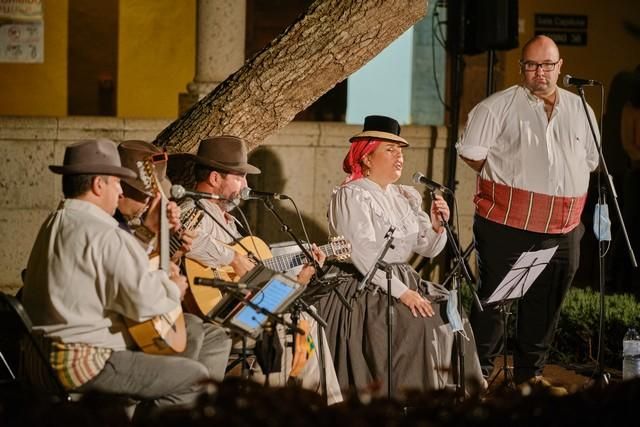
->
[470,215,584,382]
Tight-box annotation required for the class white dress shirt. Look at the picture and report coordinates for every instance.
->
[456,85,600,197]
[187,199,239,268]
[22,199,181,351]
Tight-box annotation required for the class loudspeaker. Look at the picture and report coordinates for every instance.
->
[448,0,519,55]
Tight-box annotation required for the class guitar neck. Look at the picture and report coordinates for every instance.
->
[263,243,334,272]
[158,198,170,271]
[168,207,203,261]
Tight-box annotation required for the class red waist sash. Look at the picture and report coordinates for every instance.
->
[474,177,586,234]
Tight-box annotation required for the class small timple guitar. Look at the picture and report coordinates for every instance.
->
[184,236,351,318]
[127,158,187,355]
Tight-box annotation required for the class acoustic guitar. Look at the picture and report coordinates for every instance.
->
[127,158,188,355]
[184,236,351,318]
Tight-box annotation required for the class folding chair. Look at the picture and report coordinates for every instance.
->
[0,292,71,401]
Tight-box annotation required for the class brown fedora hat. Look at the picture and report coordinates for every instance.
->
[349,115,409,147]
[118,140,171,197]
[188,135,261,175]
[49,139,136,178]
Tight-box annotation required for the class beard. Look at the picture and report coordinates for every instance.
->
[221,196,240,212]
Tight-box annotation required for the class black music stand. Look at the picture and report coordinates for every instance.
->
[483,246,558,388]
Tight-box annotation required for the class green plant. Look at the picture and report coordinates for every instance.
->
[551,288,640,366]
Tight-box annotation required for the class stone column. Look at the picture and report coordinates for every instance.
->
[179,0,246,114]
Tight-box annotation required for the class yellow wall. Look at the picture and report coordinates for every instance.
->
[0,0,68,116]
[503,0,640,118]
[0,0,637,120]
[117,0,195,118]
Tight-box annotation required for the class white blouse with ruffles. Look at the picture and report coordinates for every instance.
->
[328,178,446,298]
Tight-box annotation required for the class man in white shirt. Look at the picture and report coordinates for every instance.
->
[21,139,214,412]
[456,36,599,392]
[181,135,343,404]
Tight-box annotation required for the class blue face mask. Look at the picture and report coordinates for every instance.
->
[593,203,611,241]
[446,289,464,334]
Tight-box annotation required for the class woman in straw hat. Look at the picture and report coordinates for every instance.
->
[317,116,484,397]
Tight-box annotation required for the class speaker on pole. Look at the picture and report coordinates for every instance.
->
[448,0,519,55]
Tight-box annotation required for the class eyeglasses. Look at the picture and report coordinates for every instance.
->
[519,60,560,72]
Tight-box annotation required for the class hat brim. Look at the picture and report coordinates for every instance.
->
[121,176,153,196]
[349,131,409,147]
[121,176,171,199]
[49,164,137,179]
[174,153,261,174]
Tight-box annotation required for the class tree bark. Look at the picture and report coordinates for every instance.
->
[155,0,427,155]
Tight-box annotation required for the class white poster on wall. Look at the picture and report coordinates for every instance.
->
[0,0,44,63]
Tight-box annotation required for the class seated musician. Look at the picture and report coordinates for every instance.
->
[21,139,220,413]
[116,140,232,381]
[179,135,343,404]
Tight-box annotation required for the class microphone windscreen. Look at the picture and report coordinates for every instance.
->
[412,171,424,185]
[170,185,185,199]
[562,74,572,88]
[239,187,252,200]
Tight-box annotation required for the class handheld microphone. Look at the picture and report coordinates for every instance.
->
[170,185,225,201]
[563,74,601,87]
[412,172,450,193]
[239,187,289,201]
[193,277,248,289]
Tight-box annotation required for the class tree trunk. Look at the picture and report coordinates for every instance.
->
[155,0,427,155]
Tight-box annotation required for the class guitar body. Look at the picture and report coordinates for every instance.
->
[183,258,224,318]
[127,306,187,354]
[184,236,272,318]
[184,235,351,320]
[230,236,273,264]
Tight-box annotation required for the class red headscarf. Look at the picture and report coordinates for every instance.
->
[342,138,382,184]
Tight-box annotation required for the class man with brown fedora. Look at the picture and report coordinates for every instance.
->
[116,140,183,252]
[21,139,214,413]
[117,139,232,382]
[181,135,343,404]
[183,135,262,278]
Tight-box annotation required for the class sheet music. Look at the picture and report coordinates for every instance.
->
[484,246,558,305]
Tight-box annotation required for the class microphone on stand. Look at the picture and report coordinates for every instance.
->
[170,185,225,201]
[193,277,249,289]
[239,187,289,201]
[412,172,451,193]
[563,74,601,87]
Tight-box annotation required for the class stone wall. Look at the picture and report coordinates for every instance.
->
[0,117,477,294]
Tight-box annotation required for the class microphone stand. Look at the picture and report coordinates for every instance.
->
[358,226,396,398]
[195,199,263,265]
[430,190,482,400]
[441,242,476,289]
[575,85,638,386]
[260,197,333,398]
[261,198,322,273]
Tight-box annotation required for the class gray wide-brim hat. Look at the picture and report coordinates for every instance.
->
[181,135,261,175]
[349,115,409,147]
[49,139,136,179]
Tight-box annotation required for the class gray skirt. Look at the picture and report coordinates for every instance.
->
[315,262,484,397]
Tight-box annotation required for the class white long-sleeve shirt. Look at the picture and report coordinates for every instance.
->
[186,199,239,268]
[328,178,446,298]
[22,199,181,351]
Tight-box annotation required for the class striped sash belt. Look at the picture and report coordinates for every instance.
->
[474,177,586,234]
